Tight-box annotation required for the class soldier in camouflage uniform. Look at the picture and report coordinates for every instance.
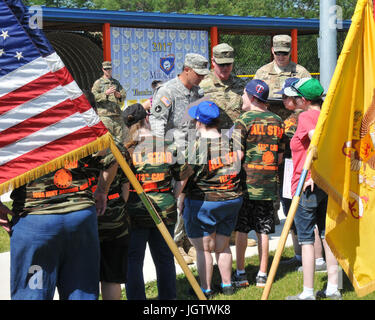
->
[183,101,243,297]
[149,53,209,263]
[199,43,246,131]
[9,156,104,300]
[91,61,128,144]
[122,104,192,300]
[232,80,286,289]
[254,35,311,121]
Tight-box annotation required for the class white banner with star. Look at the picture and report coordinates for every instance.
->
[110,27,208,108]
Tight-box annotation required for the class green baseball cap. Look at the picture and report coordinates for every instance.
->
[284,77,324,100]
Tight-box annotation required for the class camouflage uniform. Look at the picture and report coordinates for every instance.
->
[149,53,208,147]
[91,75,127,143]
[126,136,192,228]
[254,61,311,100]
[199,71,246,130]
[233,110,286,234]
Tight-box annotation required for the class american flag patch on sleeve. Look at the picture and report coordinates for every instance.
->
[160,96,171,107]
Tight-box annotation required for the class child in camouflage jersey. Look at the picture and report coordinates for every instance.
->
[232,80,286,288]
[122,104,192,300]
[183,101,243,298]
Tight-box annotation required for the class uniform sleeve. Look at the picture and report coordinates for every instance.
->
[115,80,127,102]
[149,86,173,137]
[91,79,107,103]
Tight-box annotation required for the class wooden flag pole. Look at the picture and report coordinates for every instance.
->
[109,139,206,300]
[261,149,315,300]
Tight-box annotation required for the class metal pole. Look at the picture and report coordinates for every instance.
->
[319,0,337,91]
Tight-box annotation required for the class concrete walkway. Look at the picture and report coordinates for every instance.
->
[0,208,291,300]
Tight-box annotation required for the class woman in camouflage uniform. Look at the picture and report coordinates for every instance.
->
[183,101,243,298]
[123,104,191,300]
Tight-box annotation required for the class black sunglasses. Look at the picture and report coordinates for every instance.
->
[274,51,289,56]
[217,63,232,67]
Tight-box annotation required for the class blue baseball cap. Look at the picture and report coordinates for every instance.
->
[275,77,299,95]
[245,79,269,102]
[188,100,220,125]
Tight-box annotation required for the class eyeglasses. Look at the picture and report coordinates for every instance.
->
[274,52,289,56]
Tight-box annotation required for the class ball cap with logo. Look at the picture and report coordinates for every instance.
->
[245,79,269,102]
[188,100,220,125]
[284,77,324,100]
[184,53,210,76]
[213,43,234,64]
[275,77,299,95]
[102,61,112,69]
[272,35,292,53]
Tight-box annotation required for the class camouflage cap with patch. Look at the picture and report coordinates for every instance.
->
[184,53,209,76]
[272,35,292,53]
[102,61,112,69]
[213,43,234,64]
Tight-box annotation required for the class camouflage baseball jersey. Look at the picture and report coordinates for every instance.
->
[184,136,243,201]
[234,110,286,200]
[278,109,303,182]
[149,76,203,146]
[199,71,246,130]
[95,148,132,242]
[11,156,102,216]
[254,61,311,99]
[126,136,193,228]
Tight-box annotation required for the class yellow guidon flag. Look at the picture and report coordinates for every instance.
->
[310,0,375,297]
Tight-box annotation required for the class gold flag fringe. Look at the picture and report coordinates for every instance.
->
[0,132,112,196]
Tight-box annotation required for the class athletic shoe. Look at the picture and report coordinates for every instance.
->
[297,262,327,272]
[255,275,267,288]
[280,256,302,267]
[221,285,235,295]
[232,272,249,288]
[247,239,257,247]
[315,289,342,300]
[285,294,316,300]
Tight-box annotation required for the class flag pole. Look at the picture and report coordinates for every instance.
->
[109,139,206,300]
[261,149,315,300]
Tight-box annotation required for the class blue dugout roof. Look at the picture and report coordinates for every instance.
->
[41,6,351,34]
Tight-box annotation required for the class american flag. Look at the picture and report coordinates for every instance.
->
[0,0,110,194]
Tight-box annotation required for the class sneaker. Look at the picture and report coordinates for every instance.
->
[188,287,216,299]
[176,247,194,265]
[232,272,249,288]
[221,285,235,295]
[315,289,342,300]
[255,275,267,288]
[297,262,327,273]
[280,256,302,266]
[247,239,257,247]
[286,294,316,300]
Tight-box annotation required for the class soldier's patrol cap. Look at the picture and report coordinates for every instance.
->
[212,43,234,64]
[273,35,292,53]
[102,61,112,69]
[184,53,209,76]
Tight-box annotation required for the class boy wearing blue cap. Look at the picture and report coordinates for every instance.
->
[183,101,243,298]
[232,79,286,288]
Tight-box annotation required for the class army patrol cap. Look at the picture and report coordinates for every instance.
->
[102,61,112,69]
[184,53,209,76]
[273,35,292,53]
[213,43,234,64]
[284,77,324,100]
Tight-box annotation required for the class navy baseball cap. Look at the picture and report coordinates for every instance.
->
[245,79,269,102]
[188,100,220,125]
[123,103,148,127]
[275,77,299,95]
